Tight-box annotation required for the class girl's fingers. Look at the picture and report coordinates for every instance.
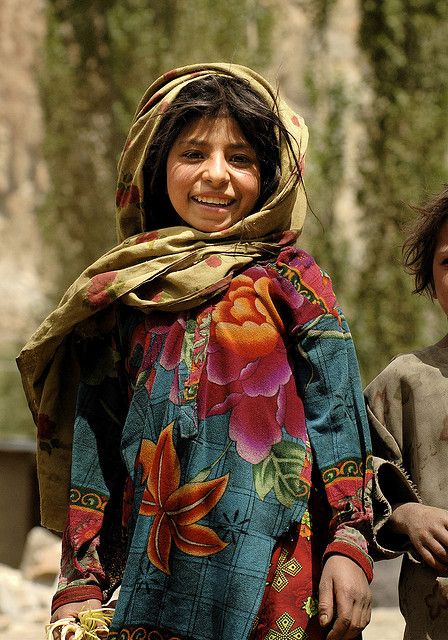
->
[326,594,371,640]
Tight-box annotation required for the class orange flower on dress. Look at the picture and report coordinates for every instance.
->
[212,274,284,358]
[138,423,229,574]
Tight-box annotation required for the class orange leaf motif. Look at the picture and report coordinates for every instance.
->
[138,423,229,574]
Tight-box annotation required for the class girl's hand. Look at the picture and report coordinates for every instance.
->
[49,599,103,639]
[390,503,448,572]
[318,555,371,640]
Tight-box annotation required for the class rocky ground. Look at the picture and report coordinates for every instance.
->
[0,527,60,640]
[0,528,405,640]
[365,556,405,639]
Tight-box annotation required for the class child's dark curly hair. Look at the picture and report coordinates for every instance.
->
[403,186,448,298]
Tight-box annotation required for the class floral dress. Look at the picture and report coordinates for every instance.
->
[52,248,373,640]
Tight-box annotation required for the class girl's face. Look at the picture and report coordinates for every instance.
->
[433,218,448,315]
[166,116,261,233]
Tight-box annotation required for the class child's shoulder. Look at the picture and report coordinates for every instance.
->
[380,342,448,375]
[268,246,335,300]
[239,246,339,328]
[367,343,448,393]
[273,246,323,272]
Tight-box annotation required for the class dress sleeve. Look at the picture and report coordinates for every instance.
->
[52,331,129,613]
[364,363,421,559]
[294,309,374,582]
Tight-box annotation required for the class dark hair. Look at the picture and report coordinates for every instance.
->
[142,74,289,230]
[403,185,448,297]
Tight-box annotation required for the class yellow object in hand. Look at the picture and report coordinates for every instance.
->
[45,608,114,640]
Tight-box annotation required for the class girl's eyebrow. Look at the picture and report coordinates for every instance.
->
[177,137,253,150]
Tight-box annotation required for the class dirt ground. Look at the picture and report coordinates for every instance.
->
[364,556,405,640]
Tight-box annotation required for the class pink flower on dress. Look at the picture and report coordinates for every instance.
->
[198,270,306,464]
[129,314,186,402]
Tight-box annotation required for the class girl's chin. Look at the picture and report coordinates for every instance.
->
[175,213,242,233]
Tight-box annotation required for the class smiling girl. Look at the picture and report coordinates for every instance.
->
[17,64,373,640]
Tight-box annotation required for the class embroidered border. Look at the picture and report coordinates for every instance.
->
[108,628,186,640]
[69,487,108,513]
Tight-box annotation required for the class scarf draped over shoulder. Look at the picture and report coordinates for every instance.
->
[17,62,309,530]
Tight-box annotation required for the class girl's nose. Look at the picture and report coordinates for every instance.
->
[203,153,229,185]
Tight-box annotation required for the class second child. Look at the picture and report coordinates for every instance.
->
[366,186,448,640]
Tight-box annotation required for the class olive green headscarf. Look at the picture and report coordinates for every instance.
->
[17,62,308,530]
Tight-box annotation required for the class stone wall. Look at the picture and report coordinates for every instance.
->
[0,0,48,344]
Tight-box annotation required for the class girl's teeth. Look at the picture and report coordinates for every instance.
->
[195,196,231,206]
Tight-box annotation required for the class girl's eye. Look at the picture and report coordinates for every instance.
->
[182,150,203,160]
[230,154,253,165]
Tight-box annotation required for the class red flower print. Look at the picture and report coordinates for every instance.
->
[140,91,162,115]
[86,272,119,307]
[198,268,306,465]
[158,100,170,114]
[163,68,180,81]
[115,183,140,209]
[150,291,163,303]
[199,254,340,474]
[205,255,223,268]
[138,423,229,574]
[135,231,159,244]
[277,230,298,246]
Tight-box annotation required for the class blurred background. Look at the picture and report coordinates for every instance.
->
[0,0,447,637]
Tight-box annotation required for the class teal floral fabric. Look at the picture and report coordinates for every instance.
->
[53,248,373,640]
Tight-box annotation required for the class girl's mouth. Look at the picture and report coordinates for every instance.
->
[192,195,235,207]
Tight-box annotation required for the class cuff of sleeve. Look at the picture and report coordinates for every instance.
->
[323,540,374,583]
[51,584,103,615]
[372,456,421,560]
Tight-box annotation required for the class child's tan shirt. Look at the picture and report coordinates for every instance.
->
[366,342,448,640]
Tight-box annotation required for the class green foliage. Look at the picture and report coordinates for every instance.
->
[0,348,34,440]
[356,0,448,382]
[297,1,354,308]
[302,72,351,302]
[41,1,123,292]
[295,0,338,32]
